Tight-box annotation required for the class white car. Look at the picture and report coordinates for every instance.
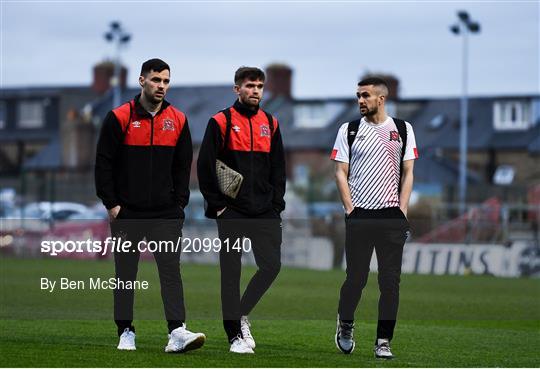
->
[1,202,90,233]
[16,202,90,221]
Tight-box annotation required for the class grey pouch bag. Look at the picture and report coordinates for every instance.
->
[216,159,243,198]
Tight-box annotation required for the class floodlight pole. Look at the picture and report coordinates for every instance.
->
[104,21,131,108]
[450,11,480,214]
[113,47,122,108]
[459,25,469,215]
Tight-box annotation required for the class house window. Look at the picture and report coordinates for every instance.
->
[17,101,45,129]
[294,104,327,128]
[0,101,5,129]
[385,101,397,117]
[493,101,530,130]
[293,164,309,188]
[293,102,346,128]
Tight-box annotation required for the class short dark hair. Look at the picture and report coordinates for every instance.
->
[234,66,265,85]
[140,58,170,76]
[358,77,388,89]
[358,77,389,96]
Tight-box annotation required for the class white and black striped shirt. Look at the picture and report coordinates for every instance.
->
[330,117,418,209]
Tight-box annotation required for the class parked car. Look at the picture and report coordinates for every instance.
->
[14,202,90,221]
[66,208,108,220]
[1,202,90,233]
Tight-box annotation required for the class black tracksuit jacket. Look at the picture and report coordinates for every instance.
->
[95,95,192,215]
[197,100,286,218]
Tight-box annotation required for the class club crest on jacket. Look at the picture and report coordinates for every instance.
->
[162,119,175,131]
[260,124,270,137]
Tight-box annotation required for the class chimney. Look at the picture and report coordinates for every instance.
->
[265,63,293,99]
[92,61,128,95]
[360,73,400,100]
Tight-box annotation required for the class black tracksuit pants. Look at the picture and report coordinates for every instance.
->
[110,207,185,336]
[217,207,282,342]
[337,207,409,341]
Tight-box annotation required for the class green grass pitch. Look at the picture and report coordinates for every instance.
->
[1,256,539,367]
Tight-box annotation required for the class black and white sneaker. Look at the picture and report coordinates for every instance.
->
[374,338,394,359]
[335,315,355,354]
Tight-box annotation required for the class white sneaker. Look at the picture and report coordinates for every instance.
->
[374,338,394,359]
[164,324,206,353]
[240,315,256,349]
[229,335,254,354]
[117,328,136,351]
[335,315,355,354]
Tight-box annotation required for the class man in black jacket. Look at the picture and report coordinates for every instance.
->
[197,66,286,354]
[95,58,205,353]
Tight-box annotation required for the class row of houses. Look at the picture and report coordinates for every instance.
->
[1,61,539,207]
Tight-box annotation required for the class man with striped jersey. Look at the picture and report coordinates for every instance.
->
[330,77,418,359]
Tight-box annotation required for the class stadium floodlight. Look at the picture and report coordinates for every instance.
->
[103,21,131,108]
[449,10,481,214]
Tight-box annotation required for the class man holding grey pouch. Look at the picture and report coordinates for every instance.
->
[197,66,286,354]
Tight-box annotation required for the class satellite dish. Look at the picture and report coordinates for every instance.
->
[493,165,515,186]
[429,114,446,130]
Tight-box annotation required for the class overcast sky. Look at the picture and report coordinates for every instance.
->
[1,1,539,98]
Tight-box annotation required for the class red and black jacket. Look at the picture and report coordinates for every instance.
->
[197,100,286,218]
[95,95,192,215]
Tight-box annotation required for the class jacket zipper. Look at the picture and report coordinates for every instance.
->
[149,115,154,207]
[248,116,254,207]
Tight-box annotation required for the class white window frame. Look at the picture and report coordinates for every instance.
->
[294,104,327,128]
[385,100,397,117]
[17,100,45,129]
[293,102,346,129]
[493,101,530,131]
